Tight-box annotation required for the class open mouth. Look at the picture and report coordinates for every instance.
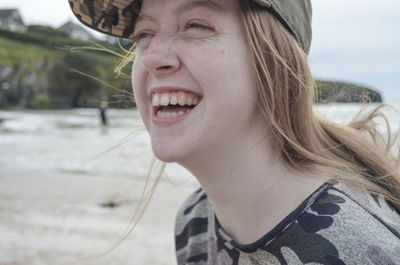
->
[152,91,201,119]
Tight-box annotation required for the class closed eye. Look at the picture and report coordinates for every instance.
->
[132,31,154,48]
[184,20,214,31]
[133,31,154,41]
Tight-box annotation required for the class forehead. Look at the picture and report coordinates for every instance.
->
[137,0,233,19]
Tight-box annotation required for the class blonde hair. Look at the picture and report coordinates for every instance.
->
[102,0,400,255]
[239,0,400,211]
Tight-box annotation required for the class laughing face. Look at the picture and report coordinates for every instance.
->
[131,0,266,165]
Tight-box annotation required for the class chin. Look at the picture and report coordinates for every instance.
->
[151,140,188,163]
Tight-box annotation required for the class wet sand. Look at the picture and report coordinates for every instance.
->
[0,109,198,265]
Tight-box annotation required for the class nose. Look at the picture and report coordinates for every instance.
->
[141,34,180,77]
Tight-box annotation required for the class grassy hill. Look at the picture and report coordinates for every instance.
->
[314,80,381,103]
[0,26,381,109]
[0,26,133,109]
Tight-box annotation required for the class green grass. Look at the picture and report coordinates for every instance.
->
[0,36,56,65]
[0,28,136,109]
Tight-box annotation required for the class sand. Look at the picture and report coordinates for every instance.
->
[0,109,199,265]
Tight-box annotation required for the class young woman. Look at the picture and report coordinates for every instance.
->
[69,0,400,264]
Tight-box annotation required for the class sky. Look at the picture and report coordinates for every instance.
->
[1,0,400,103]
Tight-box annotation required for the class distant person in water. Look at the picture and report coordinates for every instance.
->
[99,101,108,127]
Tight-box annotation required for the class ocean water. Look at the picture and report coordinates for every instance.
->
[314,103,400,135]
[0,103,399,180]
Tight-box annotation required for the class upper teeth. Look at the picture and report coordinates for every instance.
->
[152,92,200,107]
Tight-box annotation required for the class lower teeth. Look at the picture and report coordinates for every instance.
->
[157,110,188,119]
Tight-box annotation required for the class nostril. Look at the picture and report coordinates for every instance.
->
[156,65,172,71]
[142,50,180,75]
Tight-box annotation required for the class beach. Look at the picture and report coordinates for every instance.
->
[0,109,198,265]
[0,104,399,265]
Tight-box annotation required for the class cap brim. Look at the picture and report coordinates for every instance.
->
[68,0,140,39]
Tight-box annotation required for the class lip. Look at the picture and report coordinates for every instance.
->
[150,86,201,126]
[149,86,201,97]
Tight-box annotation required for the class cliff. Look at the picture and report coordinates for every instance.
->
[314,80,382,103]
[0,26,133,109]
[0,27,382,109]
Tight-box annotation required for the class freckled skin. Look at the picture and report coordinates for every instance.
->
[131,0,265,167]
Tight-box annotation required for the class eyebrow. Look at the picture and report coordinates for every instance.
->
[136,0,225,25]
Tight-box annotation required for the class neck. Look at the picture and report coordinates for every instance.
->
[178,129,327,244]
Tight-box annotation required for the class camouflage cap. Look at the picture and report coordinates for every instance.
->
[252,0,312,53]
[68,0,312,53]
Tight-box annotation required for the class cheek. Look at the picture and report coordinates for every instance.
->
[198,43,257,123]
[131,60,142,91]
[131,61,150,119]
[190,42,255,101]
